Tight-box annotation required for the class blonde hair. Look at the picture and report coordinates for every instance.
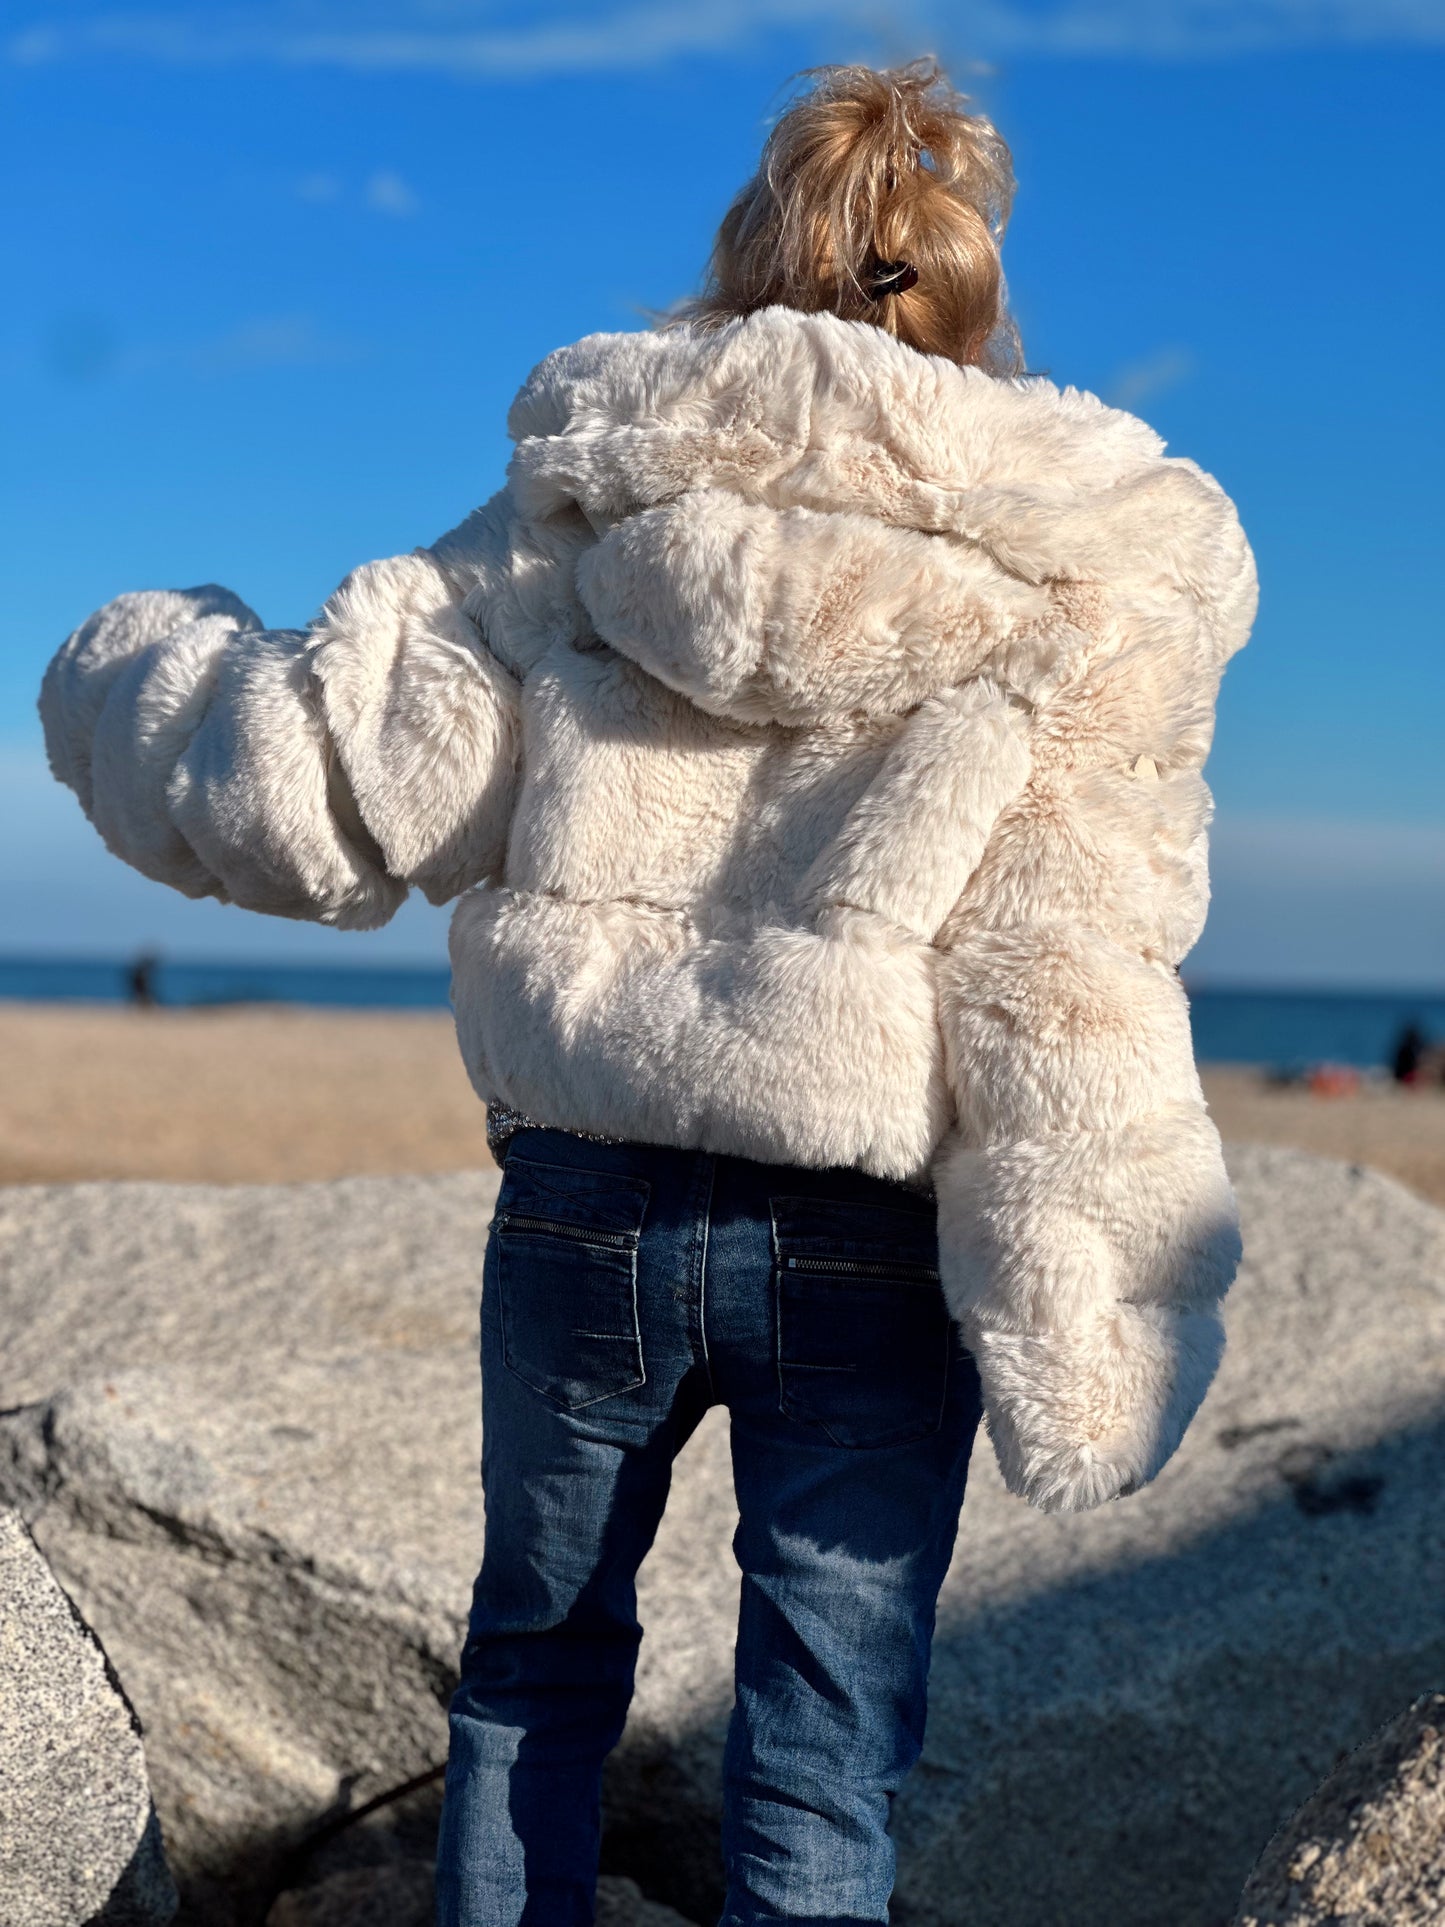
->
[678,59,1021,374]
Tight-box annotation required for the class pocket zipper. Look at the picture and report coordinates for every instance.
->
[782,1254,939,1283]
[499,1211,636,1250]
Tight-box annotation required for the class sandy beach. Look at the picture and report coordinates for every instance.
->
[3,1002,1444,1207]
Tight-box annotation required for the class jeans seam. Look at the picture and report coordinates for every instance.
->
[694,1152,718,1401]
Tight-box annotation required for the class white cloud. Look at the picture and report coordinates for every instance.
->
[10,0,1445,79]
[364,168,419,215]
[295,169,420,214]
[181,314,358,373]
[1106,346,1196,410]
[295,169,343,203]
[966,0,1445,59]
[2,3,863,77]
[39,310,362,384]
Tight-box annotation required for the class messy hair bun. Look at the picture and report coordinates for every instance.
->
[681,59,1020,373]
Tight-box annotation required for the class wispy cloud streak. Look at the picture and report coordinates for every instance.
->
[10,0,1445,78]
[7,2,875,78]
[151,313,368,374]
[1107,346,1197,410]
[37,312,368,384]
[364,169,420,214]
[970,0,1445,58]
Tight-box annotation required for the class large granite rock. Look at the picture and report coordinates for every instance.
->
[0,1174,488,1927]
[0,1506,177,1925]
[1234,1692,1445,1926]
[1,1146,1443,1926]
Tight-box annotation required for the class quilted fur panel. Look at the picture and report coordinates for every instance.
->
[937,922,1203,1147]
[944,764,1214,963]
[167,631,405,929]
[507,309,1167,529]
[312,551,522,902]
[965,1302,1227,1513]
[433,491,598,680]
[506,641,771,908]
[935,1105,1240,1334]
[449,887,948,1178]
[40,585,260,813]
[803,682,1032,938]
[87,617,237,900]
[702,717,904,921]
[576,489,1057,724]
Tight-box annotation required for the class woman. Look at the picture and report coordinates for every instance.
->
[40,59,1255,1927]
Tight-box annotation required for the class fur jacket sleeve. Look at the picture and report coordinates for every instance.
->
[37,521,522,923]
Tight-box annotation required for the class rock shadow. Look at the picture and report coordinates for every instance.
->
[82,1806,177,1927]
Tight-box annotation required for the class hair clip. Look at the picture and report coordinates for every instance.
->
[865,260,919,300]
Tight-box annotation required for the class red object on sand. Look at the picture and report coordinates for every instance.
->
[1308,1064,1361,1098]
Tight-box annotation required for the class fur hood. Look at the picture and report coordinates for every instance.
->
[460,309,1252,723]
[40,307,1257,1512]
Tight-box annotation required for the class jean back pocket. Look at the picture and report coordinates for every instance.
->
[493,1156,650,1410]
[772,1194,951,1449]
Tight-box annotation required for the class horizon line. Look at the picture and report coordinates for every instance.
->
[3,950,1444,1003]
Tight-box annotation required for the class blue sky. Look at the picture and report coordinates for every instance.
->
[2,1,1442,985]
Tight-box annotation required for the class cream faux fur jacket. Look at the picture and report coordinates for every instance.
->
[40,308,1256,1513]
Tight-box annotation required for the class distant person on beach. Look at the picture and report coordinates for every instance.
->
[126,950,160,1008]
[39,59,1256,1927]
[1392,1020,1429,1084]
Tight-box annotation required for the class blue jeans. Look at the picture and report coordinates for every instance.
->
[435,1129,983,1927]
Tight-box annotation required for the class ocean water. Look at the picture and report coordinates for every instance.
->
[2,955,1443,1070]
[0,954,453,1011]
[1185,987,1445,1071]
